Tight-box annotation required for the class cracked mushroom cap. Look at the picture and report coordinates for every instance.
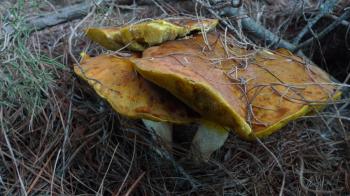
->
[74,54,198,123]
[85,18,218,51]
[131,33,340,139]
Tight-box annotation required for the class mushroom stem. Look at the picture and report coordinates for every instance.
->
[191,120,229,161]
[142,119,173,150]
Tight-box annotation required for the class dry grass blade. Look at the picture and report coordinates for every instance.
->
[115,136,136,196]
[0,108,27,196]
[124,171,146,196]
[27,151,56,194]
[97,143,119,195]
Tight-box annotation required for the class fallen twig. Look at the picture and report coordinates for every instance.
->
[292,0,340,44]
[327,14,350,27]
[198,0,349,61]
[195,1,301,53]
[294,8,350,51]
[221,5,296,50]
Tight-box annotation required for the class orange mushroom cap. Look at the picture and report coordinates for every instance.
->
[74,54,198,123]
[131,33,340,139]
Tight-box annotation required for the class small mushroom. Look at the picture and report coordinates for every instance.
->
[85,18,218,51]
[131,33,340,156]
[74,54,199,149]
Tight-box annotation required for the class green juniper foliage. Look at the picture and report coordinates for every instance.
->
[0,0,64,113]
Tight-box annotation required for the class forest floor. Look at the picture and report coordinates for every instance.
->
[1,0,350,195]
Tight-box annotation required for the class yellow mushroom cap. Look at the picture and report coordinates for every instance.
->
[85,18,218,51]
[84,27,123,50]
[168,18,219,33]
[131,33,340,140]
[74,54,198,123]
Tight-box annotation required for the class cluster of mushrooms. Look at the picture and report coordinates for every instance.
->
[74,18,340,161]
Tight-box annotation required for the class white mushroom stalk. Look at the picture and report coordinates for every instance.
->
[191,120,229,161]
[142,119,173,150]
[143,119,229,161]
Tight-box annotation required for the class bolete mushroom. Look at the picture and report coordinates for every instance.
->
[73,53,228,160]
[78,18,339,161]
[74,54,196,146]
[131,33,340,155]
[74,54,196,123]
[85,18,218,51]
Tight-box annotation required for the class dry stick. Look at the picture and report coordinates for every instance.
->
[293,0,340,44]
[294,9,350,52]
[327,14,350,27]
[219,2,347,59]
[221,5,297,51]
